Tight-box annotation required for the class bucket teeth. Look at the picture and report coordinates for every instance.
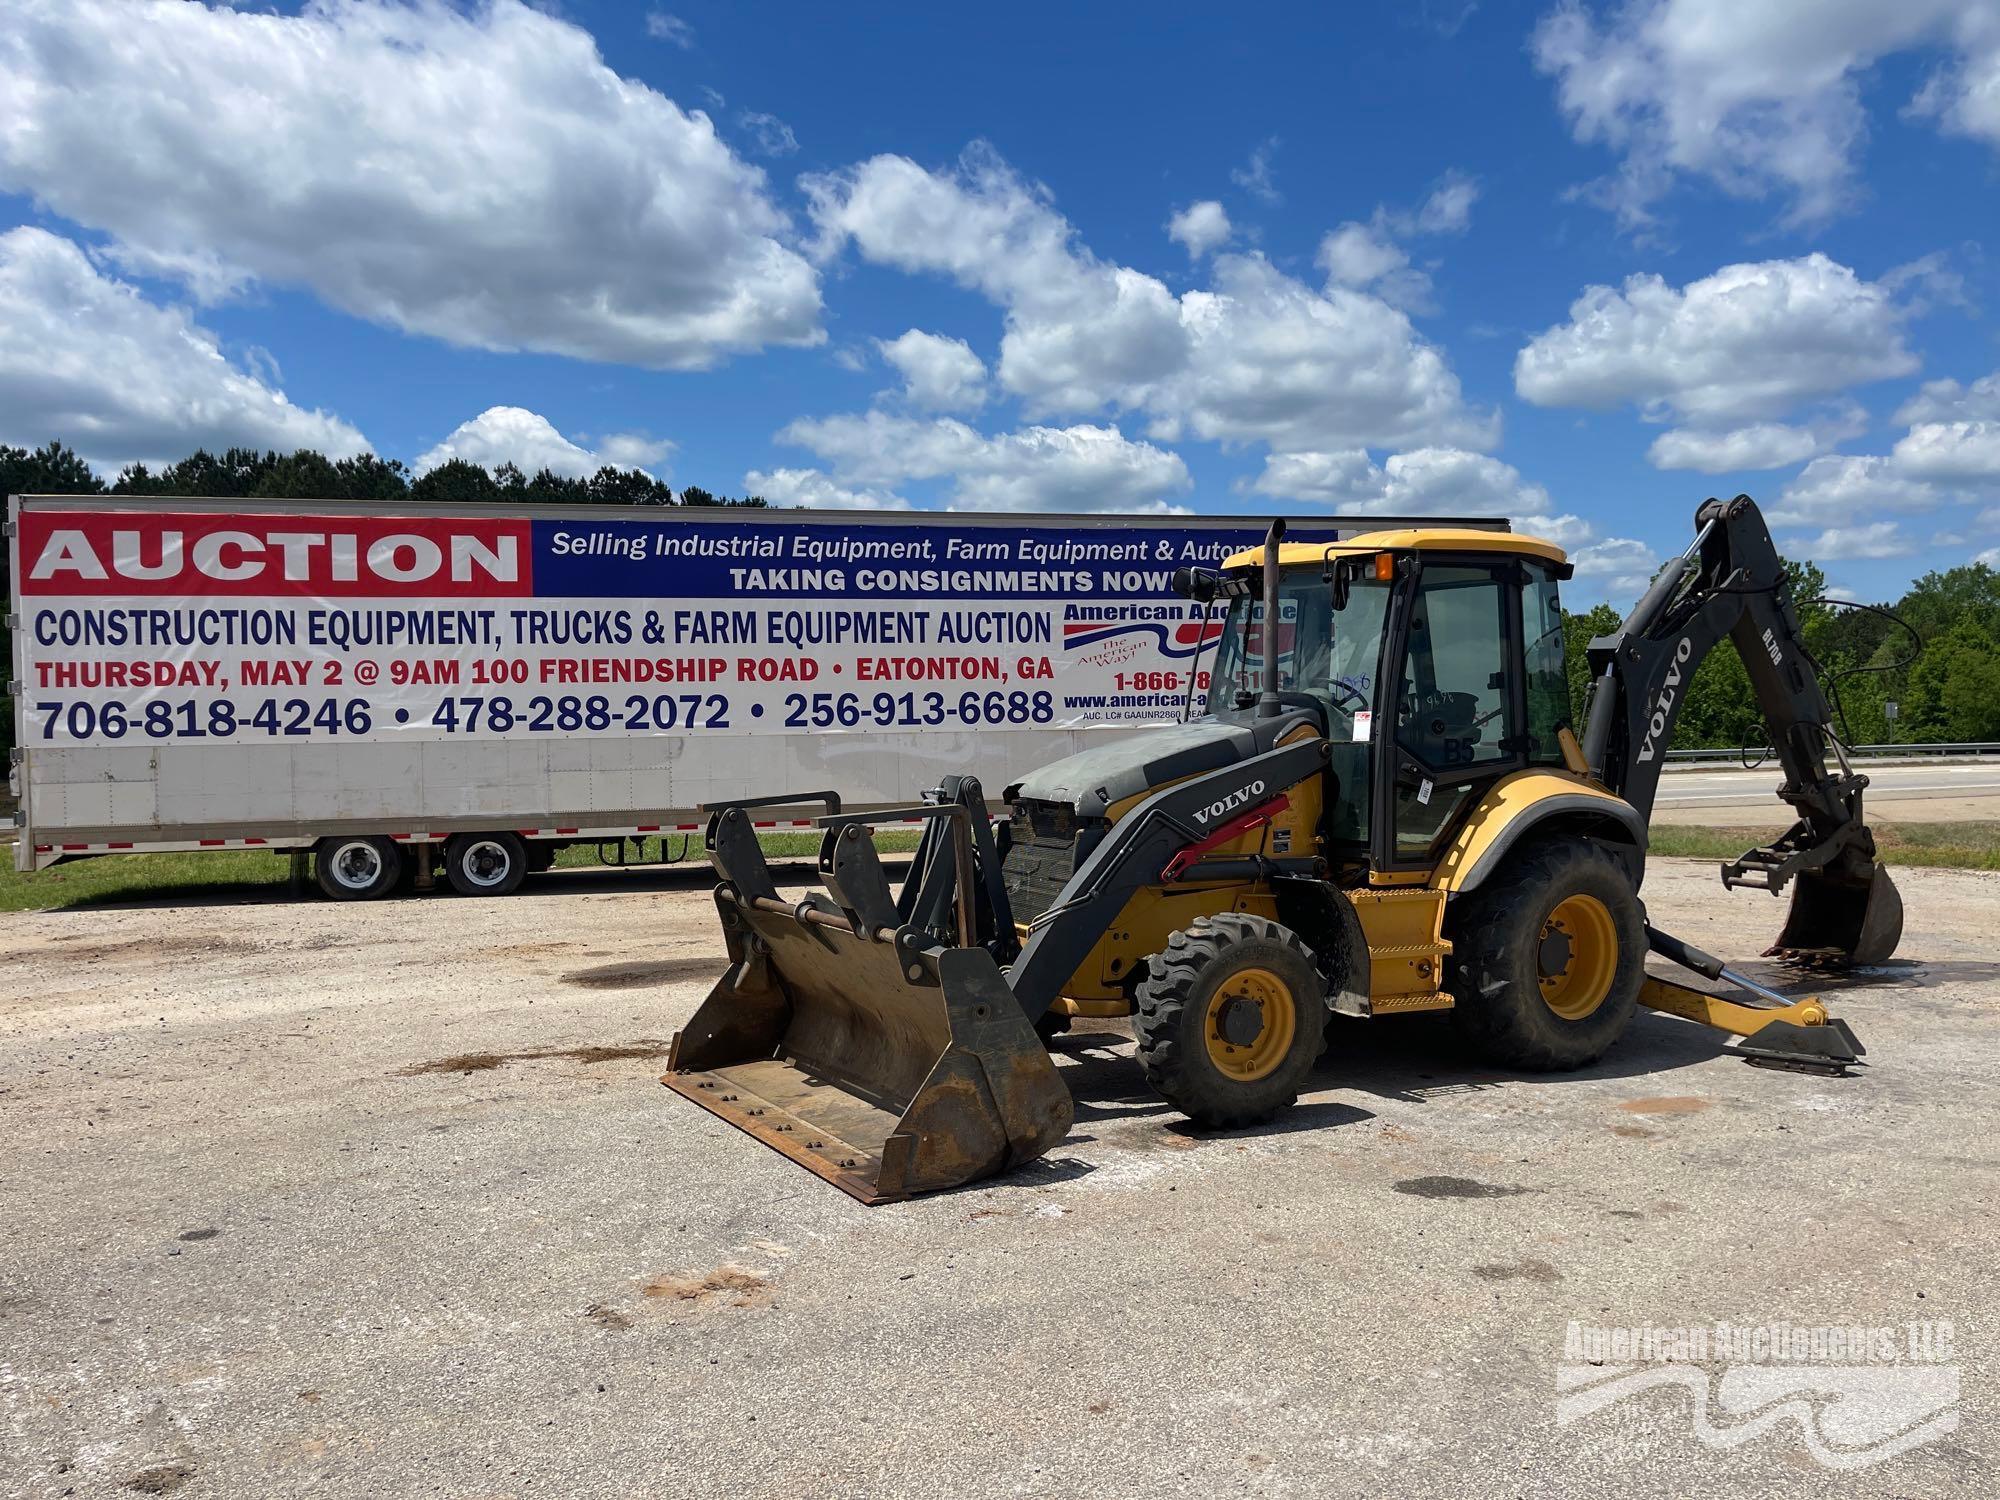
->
[1770,861,1904,967]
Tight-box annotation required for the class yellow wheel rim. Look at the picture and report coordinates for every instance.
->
[1202,966,1297,1082]
[1537,893,1617,1020]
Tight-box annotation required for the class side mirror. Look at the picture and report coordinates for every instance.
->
[1172,566,1221,603]
[1324,556,1354,612]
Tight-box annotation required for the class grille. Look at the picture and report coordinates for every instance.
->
[1001,799,1086,922]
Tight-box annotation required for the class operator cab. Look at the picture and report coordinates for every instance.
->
[1187,529,1576,874]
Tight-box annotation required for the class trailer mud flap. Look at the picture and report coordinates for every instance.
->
[665,887,1072,1204]
[1772,860,1903,967]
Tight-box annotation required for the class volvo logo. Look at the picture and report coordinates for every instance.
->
[1634,637,1693,764]
[1194,779,1266,826]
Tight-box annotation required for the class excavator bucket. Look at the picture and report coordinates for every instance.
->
[1771,860,1904,966]
[662,796,1071,1204]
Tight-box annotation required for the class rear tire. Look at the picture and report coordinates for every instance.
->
[314,835,401,901]
[1448,837,1644,1070]
[1133,913,1326,1128]
[443,832,528,897]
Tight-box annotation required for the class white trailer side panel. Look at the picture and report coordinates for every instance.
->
[9,498,1503,869]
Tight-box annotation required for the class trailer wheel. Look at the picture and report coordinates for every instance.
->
[443,832,528,897]
[313,836,402,901]
[1133,913,1326,1128]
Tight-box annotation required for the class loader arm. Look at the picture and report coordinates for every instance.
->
[1578,493,1901,963]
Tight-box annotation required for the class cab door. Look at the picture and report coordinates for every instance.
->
[1369,558,1529,870]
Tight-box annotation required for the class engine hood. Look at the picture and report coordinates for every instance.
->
[1011,711,1312,819]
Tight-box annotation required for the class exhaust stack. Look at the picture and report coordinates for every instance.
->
[1257,517,1287,719]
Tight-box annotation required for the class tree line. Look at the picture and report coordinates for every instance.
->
[0,440,766,508]
[5,440,1997,760]
[1563,556,2000,753]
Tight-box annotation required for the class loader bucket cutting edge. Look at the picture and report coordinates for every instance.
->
[1771,860,1904,967]
[663,890,1072,1204]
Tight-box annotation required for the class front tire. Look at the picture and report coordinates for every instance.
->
[1133,913,1326,1128]
[1448,837,1644,1070]
[314,835,401,901]
[443,832,528,897]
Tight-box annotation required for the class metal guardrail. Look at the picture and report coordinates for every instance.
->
[1665,742,2000,764]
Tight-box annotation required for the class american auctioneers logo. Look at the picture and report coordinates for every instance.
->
[1557,1319,1959,1470]
[1061,615,1224,660]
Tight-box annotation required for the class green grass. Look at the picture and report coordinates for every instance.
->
[15,819,1981,915]
[1650,821,2000,872]
[0,829,928,913]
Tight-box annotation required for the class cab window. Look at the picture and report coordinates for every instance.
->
[1521,561,1570,765]
[1203,573,1388,847]
[1393,564,1518,856]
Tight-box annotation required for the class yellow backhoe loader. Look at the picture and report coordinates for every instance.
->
[664,495,1902,1202]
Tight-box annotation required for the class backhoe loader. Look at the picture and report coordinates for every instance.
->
[664,494,1902,1202]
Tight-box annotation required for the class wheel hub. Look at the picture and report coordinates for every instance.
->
[1537,924,1573,979]
[1537,894,1617,1021]
[1201,966,1297,1083]
[336,845,380,886]
[462,840,510,886]
[1214,994,1266,1048]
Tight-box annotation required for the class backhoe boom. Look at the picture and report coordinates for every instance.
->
[1579,494,1901,962]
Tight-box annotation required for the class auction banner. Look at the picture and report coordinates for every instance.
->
[14,509,1354,748]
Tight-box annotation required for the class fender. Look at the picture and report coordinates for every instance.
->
[1429,770,1647,896]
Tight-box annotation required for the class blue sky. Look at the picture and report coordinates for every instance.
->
[3,0,2000,606]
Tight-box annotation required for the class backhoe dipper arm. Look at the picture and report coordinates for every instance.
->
[1578,494,1881,898]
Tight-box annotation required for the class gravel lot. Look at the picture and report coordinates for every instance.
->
[2,859,1995,1498]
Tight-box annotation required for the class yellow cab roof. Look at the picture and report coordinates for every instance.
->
[1220,526,1568,571]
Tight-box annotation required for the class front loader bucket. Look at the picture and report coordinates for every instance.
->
[1772,860,1904,966]
[663,798,1071,1204]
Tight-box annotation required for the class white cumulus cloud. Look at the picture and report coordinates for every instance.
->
[1791,521,1916,559]
[874,329,988,411]
[743,467,910,510]
[1647,422,1826,473]
[1891,419,2000,483]
[0,227,365,470]
[1254,446,1551,517]
[1876,365,2000,487]
[415,407,669,478]
[1515,254,1917,427]
[778,410,1191,513]
[1318,170,1480,312]
[1250,443,1655,596]
[1895,370,2000,425]
[803,144,1492,454]
[1167,200,1233,258]
[1770,454,1941,525]
[1533,0,2000,227]
[0,0,822,368]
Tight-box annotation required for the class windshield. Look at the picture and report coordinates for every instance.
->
[1201,571,1390,739]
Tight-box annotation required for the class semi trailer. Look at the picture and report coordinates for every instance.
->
[6,494,1491,898]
